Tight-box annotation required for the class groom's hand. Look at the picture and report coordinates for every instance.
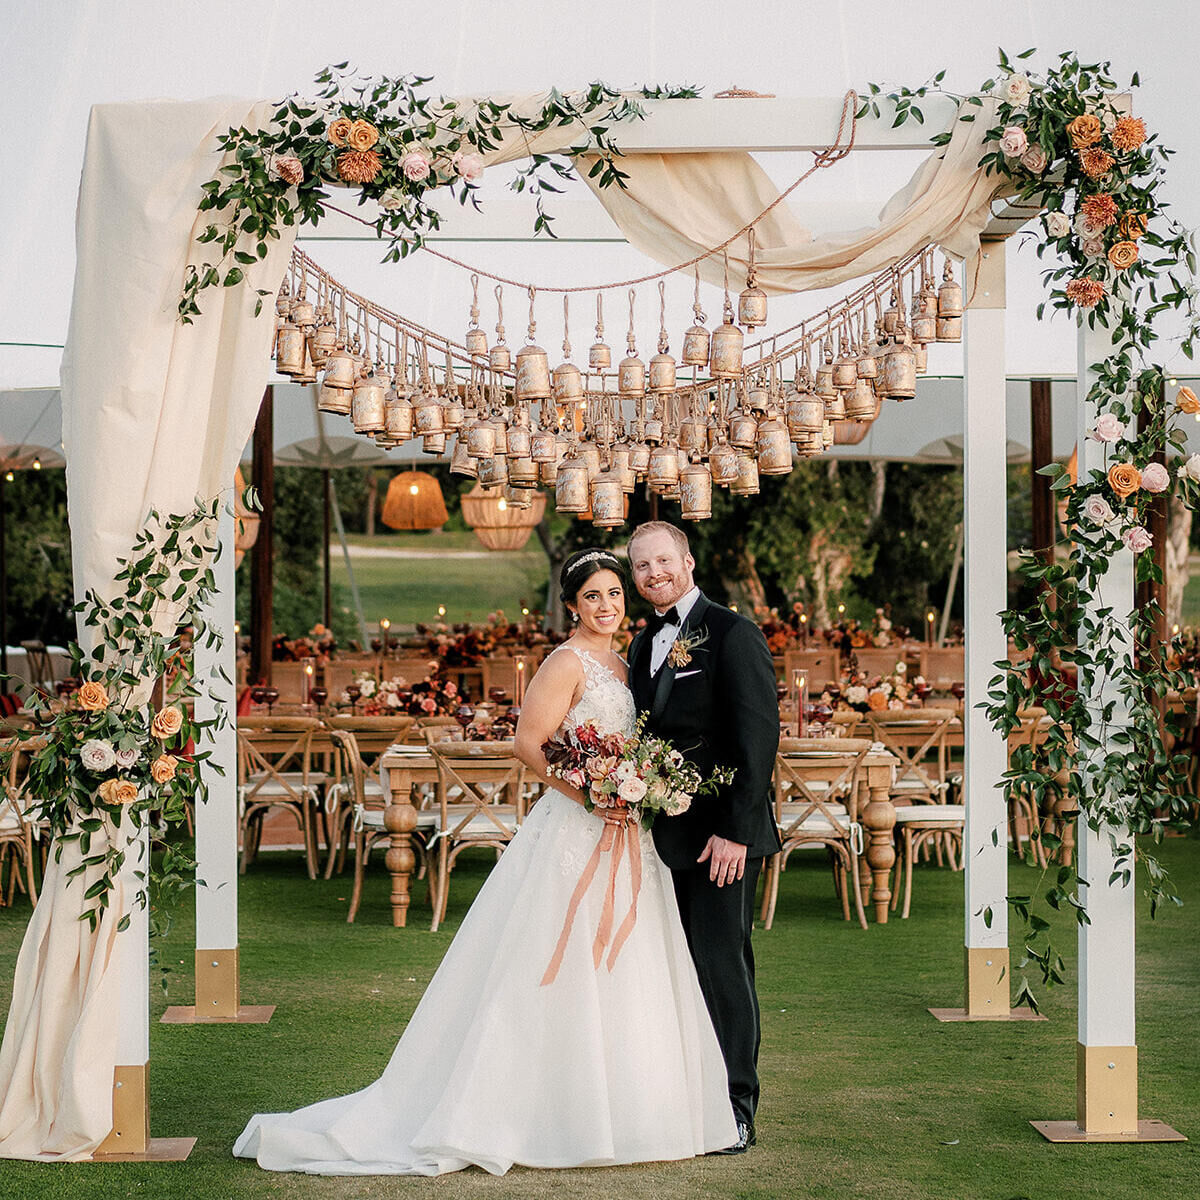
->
[697,835,747,887]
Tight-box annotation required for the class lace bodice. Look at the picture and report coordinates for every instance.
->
[554,645,637,738]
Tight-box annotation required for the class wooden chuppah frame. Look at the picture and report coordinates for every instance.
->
[68,89,1180,1160]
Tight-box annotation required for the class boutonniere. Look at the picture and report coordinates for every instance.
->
[667,626,708,669]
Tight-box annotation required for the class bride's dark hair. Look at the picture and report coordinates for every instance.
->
[560,548,627,608]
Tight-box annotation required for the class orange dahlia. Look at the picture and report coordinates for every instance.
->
[1079,147,1115,179]
[1080,193,1119,228]
[1111,116,1147,151]
[1065,276,1105,308]
[1067,113,1103,148]
[337,149,382,184]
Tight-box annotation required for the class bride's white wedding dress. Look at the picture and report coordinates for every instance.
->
[233,644,736,1176]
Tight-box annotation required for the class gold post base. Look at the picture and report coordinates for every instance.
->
[93,1064,150,1158]
[196,947,240,1018]
[1077,1042,1139,1135]
[965,945,1010,1016]
[1032,1119,1186,1144]
[160,1005,275,1025]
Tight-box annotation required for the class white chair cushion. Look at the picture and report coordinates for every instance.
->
[893,804,966,824]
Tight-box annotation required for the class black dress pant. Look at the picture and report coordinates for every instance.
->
[671,857,762,1127]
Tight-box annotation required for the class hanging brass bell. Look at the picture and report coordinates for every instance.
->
[845,375,878,419]
[466,416,497,459]
[914,342,928,375]
[709,307,744,380]
[555,455,590,513]
[465,325,488,359]
[578,442,603,482]
[936,314,962,342]
[290,294,316,331]
[318,379,353,416]
[627,441,651,476]
[738,281,768,329]
[515,340,552,401]
[729,409,758,450]
[648,443,681,489]
[729,455,760,496]
[441,393,465,432]
[832,341,858,391]
[855,339,878,380]
[681,320,710,368]
[489,341,512,373]
[824,387,846,421]
[508,455,539,487]
[882,332,917,400]
[309,307,337,367]
[275,282,291,319]
[680,460,714,520]
[937,259,963,318]
[294,339,318,385]
[708,439,740,486]
[553,359,584,403]
[648,348,677,394]
[619,351,646,398]
[413,392,445,436]
[275,320,306,376]
[679,413,706,454]
[503,485,533,509]
[321,343,357,391]
[450,437,478,478]
[384,383,414,442]
[882,289,901,336]
[539,459,559,486]
[589,338,612,371]
[506,422,532,459]
[746,377,770,413]
[815,343,836,399]
[531,429,558,463]
[756,414,793,475]
[492,419,509,457]
[610,444,638,493]
[352,364,388,433]
[590,474,624,527]
[644,414,664,444]
[422,431,447,455]
[476,454,508,488]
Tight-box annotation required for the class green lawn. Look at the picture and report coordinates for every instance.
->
[1,839,1197,1199]
[331,539,548,628]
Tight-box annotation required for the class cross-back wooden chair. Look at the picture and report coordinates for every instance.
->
[918,646,965,691]
[1005,708,1052,866]
[783,648,839,692]
[323,714,416,877]
[761,737,877,930]
[428,740,524,932]
[857,708,958,806]
[329,729,438,923]
[0,736,44,906]
[236,715,326,878]
[19,641,57,694]
[848,648,910,679]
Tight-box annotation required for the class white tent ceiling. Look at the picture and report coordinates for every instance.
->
[4,1,1197,429]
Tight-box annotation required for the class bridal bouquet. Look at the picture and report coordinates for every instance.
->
[542,714,733,832]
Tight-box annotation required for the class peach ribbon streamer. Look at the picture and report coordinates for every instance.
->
[540,819,643,987]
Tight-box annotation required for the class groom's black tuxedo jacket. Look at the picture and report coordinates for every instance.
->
[629,592,782,870]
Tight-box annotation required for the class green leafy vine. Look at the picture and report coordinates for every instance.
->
[866,48,1200,1008]
[180,65,700,321]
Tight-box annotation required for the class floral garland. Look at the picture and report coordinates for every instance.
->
[180,65,698,321]
[866,49,1199,1007]
[5,502,228,931]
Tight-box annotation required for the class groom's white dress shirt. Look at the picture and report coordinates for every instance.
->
[650,585,701,676]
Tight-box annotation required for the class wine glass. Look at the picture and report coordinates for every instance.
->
[950,681,965,702]
[310,686,328,710]
[346,682,361,714]
[455,704,475,731]
[488,687,509,706]
[250,685,268,708]
[263,686,279,715]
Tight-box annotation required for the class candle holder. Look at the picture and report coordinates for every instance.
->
[791,668,809,736]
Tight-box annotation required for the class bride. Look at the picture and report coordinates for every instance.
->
[233,548,737,1176]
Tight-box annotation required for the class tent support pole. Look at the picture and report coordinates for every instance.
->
[250,386,274,686]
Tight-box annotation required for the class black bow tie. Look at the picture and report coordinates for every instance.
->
[647,606,680,637]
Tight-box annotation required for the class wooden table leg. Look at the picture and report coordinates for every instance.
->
[384,770,418,928]
[861,767,897,923]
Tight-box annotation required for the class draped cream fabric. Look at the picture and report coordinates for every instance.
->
[0,88,1001,1162]
[0,99,294,1161]
[480,95,1007,294]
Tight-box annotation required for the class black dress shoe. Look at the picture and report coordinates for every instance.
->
[707,1122,756,1155]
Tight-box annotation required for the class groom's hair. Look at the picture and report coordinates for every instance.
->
[628,521,691,558]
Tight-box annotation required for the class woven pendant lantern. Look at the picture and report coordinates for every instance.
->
[382,470,448,531]
[461,482,546,550]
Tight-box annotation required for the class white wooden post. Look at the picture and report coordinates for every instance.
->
[931,239,1017,1020]
[92,829,151,1155]
[1032,310,1180,1142]
[192,504,242,1017]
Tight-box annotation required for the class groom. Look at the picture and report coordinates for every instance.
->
[627,521,781,1154]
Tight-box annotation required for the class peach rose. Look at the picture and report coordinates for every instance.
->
[77,680,109,712]
[347,119,379,151]
[151,754,179,784]
[1067,113,1103,149]
[1118,212,1147,240]
[866,689,888,712]
[327,116,353,147]
[98,778,138,806]
[1107,241,1139,271]
[999,126,1028,157]
[151,705,184,739]
[1175,386,1199,415]
[401,151,432,182]
[1107,462,1142,499]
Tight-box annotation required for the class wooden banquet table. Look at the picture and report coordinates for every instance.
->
[379,740,903,928]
